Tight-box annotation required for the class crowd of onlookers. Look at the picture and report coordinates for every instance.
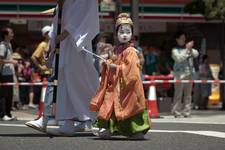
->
[0,27,220,121]
[0,27,45,122]
[12,47,42,111]
[94,32,215,115]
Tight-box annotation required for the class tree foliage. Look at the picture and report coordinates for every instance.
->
[185,0,225,19]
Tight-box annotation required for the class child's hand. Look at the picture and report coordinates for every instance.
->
[105,59,117,70]
[40,65,48,71]
[109,63,117,69]
[11,59,18,65]
[104,59,112,66]
[111,54,117,62]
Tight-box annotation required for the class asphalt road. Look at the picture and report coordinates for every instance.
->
[0,121,225,150]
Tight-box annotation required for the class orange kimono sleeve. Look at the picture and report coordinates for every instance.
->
[120,48,141,95]
[89,63,108,112]
[113,47,146,120]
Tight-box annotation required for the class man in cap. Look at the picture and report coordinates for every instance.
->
[31,25,52,76]
[25,25,56,132]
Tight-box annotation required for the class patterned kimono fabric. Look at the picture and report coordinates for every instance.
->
[90,44,151,136]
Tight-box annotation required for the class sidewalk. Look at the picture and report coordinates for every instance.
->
[12,108,38,121]
[153,110,225,124]
[11,108,225,124]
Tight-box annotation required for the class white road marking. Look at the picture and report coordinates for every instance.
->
[150,130,225,139]
[1,123,225,139]
[0,123,25,127]
[152,120,225,125]
[0,123,57,128]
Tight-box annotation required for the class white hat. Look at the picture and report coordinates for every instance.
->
[41,26,51,36]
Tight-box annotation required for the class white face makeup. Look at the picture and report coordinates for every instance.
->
[117,24,132,43]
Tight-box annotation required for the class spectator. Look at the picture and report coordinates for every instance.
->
[157,40,173,75]
[31,26,51,78]
[144,47,159,75]
[24,60,36,108]
[171,31,199,118]
[25,25,57,133]
[16,51,37,110]
[131,36,145,79]
[11,50,22,110]
[17,57,28,109]
[30,26,52,110]
[96,35,113,73]
[131,36,144,66]
[0,27,17,121]
[193,54,213,110]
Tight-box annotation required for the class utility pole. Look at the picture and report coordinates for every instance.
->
[115,0,122,17]
[131,0,140,43]
[114,0,122,43]
[221,18,225,110]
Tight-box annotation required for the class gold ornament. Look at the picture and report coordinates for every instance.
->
[115,13,133,29]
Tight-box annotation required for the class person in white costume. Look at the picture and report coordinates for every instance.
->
[49,0,99,136]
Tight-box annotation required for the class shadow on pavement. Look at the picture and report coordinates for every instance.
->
[0,133,49,137]
[0,132,95,138]
[91,137,149,141]
[47,132,95,138]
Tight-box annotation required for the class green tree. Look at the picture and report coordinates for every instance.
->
[185,0,225,110]
[185,0,225,19]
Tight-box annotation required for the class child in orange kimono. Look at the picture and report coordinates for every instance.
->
[90,13,151,139]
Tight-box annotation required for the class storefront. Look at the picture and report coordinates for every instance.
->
[0,0,220,60]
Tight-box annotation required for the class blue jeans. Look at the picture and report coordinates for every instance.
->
[43,76,54,117]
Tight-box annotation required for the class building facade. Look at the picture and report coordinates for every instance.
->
[0,0,222,64]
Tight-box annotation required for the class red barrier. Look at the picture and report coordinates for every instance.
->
[37,78,48,119]
[144,74,174,90]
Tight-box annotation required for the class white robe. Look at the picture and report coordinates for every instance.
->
[50,0,99,121]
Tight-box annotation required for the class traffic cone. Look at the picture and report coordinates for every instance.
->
[208,64,221,106]
[37,78,48,118]
[146,84,160,118]
[208,83,220,105]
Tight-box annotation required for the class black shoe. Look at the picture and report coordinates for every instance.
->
[183,115,191,118]
[174,115,182,118]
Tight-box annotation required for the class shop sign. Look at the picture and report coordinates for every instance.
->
[100,1,115,12]
[10,19,27,24]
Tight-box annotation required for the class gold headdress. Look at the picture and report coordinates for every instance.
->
[115,13,133,29]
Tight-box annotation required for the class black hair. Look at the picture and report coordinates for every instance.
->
[1,27,10,40]
[133,35,138,41]
[201,54,208,63]
[174,30,186,39]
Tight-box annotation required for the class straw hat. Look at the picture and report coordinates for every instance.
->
[12,52,22,60]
